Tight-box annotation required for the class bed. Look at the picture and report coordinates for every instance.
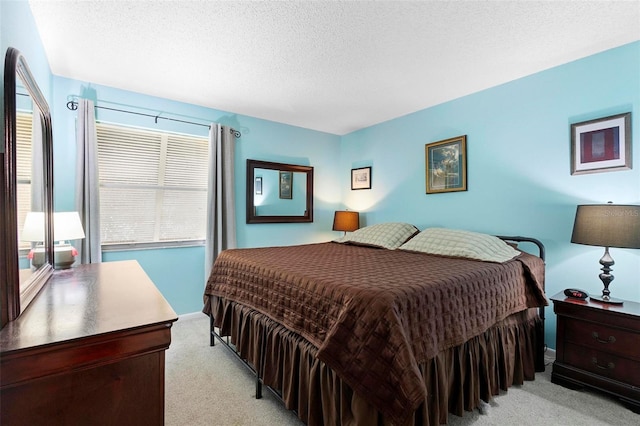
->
[203,224,547,426]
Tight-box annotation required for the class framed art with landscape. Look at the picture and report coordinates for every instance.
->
[425,135,467,194]
[279,171,292,199]
[570,112,631,175]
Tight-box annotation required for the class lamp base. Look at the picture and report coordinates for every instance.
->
[30,244,77,270]
[591,247,623,305]
[589,295,624,305]
[54,244,77,269]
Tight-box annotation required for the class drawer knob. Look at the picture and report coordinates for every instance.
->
[591,332,616,344]
[591,357,615,370]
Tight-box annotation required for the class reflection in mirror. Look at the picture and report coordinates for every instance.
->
[253,169,307,216]
[16,84,44,271]
[246,159,313,224]
[2,47,54,328]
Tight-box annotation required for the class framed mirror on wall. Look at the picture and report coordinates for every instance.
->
[246,159,314,224]
[1,47,54,329]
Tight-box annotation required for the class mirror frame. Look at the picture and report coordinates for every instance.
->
[1,47,54,329]
[246,159,314,224]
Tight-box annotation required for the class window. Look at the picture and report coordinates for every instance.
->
[16,112,33,251]
[96,122,209,248]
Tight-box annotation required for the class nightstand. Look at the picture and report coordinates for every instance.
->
[551,292,640,413]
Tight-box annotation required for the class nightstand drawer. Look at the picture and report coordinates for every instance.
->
[564,342,640,386]
[564,317,640,360]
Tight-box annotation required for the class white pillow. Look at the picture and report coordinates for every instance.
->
[398,227,520,263]
[334,222,419,250]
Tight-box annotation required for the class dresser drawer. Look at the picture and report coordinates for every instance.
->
[563,317,640,360]
[564,342,640,386]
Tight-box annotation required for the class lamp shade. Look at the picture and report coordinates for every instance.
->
[21,211,85,242]
[571,204,640,249]
[332,210,359,232]
[21,211,46,242]
[54,211,86,241]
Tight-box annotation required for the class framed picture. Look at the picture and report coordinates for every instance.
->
[279,171,292,199]
[254,176,262,195]
[571,112,631,175]
[425,135,467,194]
[351,166,371,190]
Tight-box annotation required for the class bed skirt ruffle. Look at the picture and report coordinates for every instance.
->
[209,295,541,426]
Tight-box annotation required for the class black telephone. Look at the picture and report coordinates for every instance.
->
[564,288,589,300]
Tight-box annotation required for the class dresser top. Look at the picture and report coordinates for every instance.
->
[0,260,177,353]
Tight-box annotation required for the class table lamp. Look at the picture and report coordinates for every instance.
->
[332,210,359,236]
[571,203,640,304]
[22,211,86,269]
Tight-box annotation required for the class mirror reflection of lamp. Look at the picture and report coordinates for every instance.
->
[21,211,86,269]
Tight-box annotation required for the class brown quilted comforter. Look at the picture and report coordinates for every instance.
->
[203,242,546,426]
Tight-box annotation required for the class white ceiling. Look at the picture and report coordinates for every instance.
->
[29,1,640,136]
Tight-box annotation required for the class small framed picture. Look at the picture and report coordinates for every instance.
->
[425,135,467,194]
[351,166,371,190]
[279,171,292,199]
[571,112,631,175]
[255,176,262,195]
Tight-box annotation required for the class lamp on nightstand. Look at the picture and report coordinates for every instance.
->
[571,203,640,305]
[332,210,359,236]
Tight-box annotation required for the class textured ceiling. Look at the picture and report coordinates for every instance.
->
[28,1,640,135]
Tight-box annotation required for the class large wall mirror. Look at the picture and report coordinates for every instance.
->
[1,47,54,329]
[246,159,313,224]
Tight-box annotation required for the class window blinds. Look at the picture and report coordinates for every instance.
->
[96,122,208,246]
[16,112,33,250]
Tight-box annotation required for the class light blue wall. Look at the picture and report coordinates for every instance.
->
[52,77,341,316]
[341,41,640,344]
[4,1,639,348]
[102,246,205,316]
[52,77,342,247]
[1,0,53,148]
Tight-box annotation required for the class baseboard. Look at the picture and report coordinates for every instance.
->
[177,311,208,322]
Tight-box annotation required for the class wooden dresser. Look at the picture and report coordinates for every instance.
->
[551,292,640,413]
[0,260,178,425]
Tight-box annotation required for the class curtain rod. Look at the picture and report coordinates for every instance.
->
[66,99,241,138]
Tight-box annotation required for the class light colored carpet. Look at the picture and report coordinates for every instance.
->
[166,314,638,426]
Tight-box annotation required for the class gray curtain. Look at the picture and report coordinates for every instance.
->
[74,99,102,264]
[204,124,236,282]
